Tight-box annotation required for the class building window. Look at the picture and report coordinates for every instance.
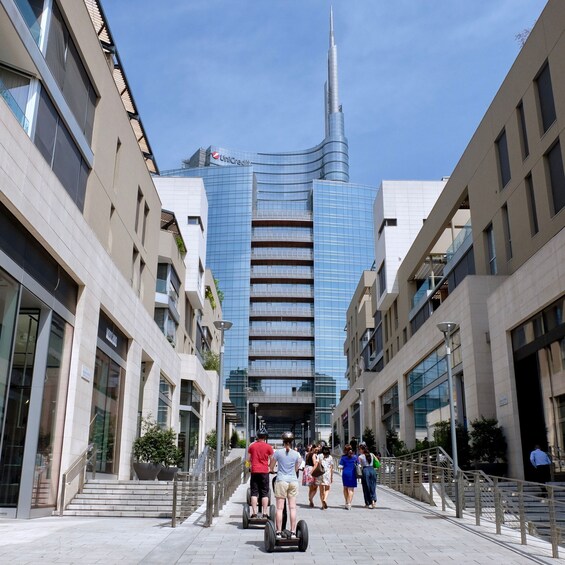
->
[158,376,173,428]
[188,216,204,231]
[525,174,539,235]
[516,101,529,159]
[378,218,397,236]
[142,203,149,246]
[0,64,31,132]
[485,224,497,275]
[502,204,512,261]
[496,129,511,188]
[377,262,386,297]
[135,188,143,232]
[536,62,557,134]
[45,1,96,142]
[34,86,89,210]
[546,141,565,215]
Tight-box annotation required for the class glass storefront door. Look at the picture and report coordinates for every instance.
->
[89,349,124,474]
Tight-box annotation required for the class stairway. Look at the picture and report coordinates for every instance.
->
[63,480,181,518]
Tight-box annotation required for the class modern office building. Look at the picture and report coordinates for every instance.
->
[0,0,224,518]
[335,0,565,480]
[163,10,377,442]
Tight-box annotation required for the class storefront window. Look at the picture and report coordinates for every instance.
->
[31,313,72,508]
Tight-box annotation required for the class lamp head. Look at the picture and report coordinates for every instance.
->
[356,387,365,394]
[437,322,457,335]
[214,320,233,331]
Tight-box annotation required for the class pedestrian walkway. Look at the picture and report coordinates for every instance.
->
[0,475,562,564]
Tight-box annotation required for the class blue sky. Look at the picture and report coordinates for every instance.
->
[102,1,547,187]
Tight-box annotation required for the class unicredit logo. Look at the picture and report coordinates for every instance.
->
[210,151,250,166]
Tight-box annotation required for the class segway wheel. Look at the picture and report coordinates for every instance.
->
[269,504,276,522]
[264,519,276,553]
[296,520,309,552]
[246,488,251,506]
[242,505,250,529]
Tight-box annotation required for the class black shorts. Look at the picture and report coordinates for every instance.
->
[250,472,270,499]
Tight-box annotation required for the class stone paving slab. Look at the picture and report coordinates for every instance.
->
[0,474,563,564]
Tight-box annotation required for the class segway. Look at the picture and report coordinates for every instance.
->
[242,487,275,529]
[264,519,309,552]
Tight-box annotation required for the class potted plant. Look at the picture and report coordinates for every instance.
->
[156,427,183,481]
[132,418,181,480]
[469,417,508,476]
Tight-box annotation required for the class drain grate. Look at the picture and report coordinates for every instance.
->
[423,515,447,519]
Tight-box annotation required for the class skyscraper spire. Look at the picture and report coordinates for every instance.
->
[327,6,339,115]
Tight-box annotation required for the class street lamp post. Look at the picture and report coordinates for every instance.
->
[437,321,461,519]
[213,320,232,472]
[252,403,259,439]
[301,422,305,445]
[306,419,310,445]
[330,404,335,449]
[245,387,252,455]
[356,388,365,444]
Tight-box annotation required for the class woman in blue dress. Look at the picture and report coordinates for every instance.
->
[338,444,358,510]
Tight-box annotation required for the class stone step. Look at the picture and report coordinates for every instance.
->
[66,503,174,511]
[63,509,173,518]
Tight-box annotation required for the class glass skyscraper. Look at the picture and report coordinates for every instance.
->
[163,10,377,443]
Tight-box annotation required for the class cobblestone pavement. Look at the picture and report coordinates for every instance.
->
[0,475,562,564]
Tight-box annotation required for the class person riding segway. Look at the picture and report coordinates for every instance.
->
[245,426,273,525]
[264,431,308,552]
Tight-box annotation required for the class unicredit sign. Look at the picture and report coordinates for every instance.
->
[211,151,250,166]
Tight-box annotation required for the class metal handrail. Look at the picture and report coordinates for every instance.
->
[380,449,565,558]
[58,443,97,515]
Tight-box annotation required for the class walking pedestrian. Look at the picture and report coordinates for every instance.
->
[338,444,358,510]
[530,444,552,496]
[358,443,377,508]
[304,444,319,507]
[315,445,334,509]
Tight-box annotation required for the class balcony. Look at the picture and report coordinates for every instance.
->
[252,231,313,243]
[0,76,30,134]
[248,347,314,358]
[249,306,314,319]
[445,220,473,266]
[250,266,314,281]
[249,327,314,338]
[247,367,314,378]
[250,287,314,299]
[246,390,314,404]
[253,210,312,221]
[251,248,313,261]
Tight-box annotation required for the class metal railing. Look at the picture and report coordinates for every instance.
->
[380,448,565,559]
[58,443,97,515]
[171,449,245,528]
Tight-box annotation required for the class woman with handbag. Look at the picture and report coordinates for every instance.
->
[302,444,319,507]
[358,444,378,508]
[338,444,358,510]
[315,445,334,509]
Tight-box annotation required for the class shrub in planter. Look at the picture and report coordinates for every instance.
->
[132,418,181,480]
[469,417,507,475]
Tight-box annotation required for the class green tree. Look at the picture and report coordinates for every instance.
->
[469,417,507,463]
[202,350,220,372]
[230,429,240,449]
[362,427,377,454]
[205,429,217,449]
[386,429,408,456]
[432,420,471,468]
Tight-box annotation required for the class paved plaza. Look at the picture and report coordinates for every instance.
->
[0,476,562,564]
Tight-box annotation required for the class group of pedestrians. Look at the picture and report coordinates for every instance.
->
[337,442,379,509]
[300,440,380,510]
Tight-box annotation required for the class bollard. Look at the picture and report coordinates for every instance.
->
[474,472,481,526]
[548,485,560,559]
